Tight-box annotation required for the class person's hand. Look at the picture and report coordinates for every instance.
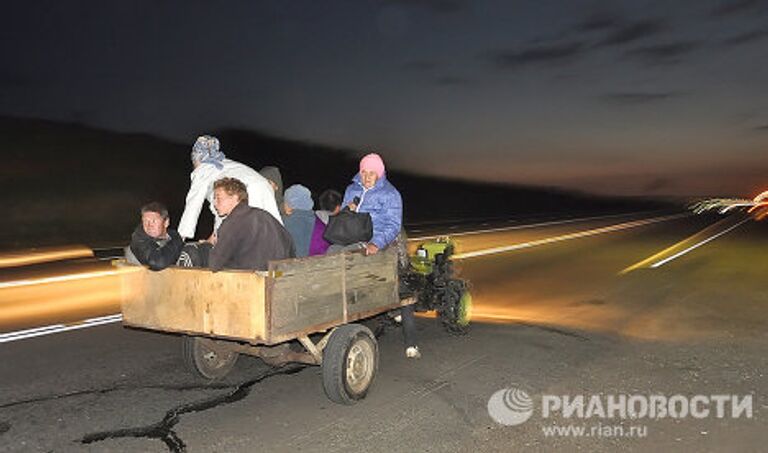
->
[348,202,357,211]
[364,243,379,255]
[205,232,218,245]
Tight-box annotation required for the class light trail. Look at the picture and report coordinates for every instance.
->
[620,214,750,273]
[747,202,768,214]
[649,218,751,268]
[691,190,768,214]
[451,213,687,260]
[0,246,93,268]
[0,264,135,336]
[408,211,655,242]
[0,268,136,290]
[0,314,123,344]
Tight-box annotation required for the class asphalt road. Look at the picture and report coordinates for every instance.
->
[1,212,766,452]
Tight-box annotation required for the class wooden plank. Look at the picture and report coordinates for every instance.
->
[267,298,415,345]
[344,249,398,288]
[341,254,347,323]
[346,282,399,318]
[266,249,398,341]
[118,263,267,342]
[344,248,398,316]
[268,254,344,339]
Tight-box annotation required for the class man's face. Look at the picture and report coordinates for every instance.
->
[360,169,379,189]
[214,188,240,217]
[141,211,169,239]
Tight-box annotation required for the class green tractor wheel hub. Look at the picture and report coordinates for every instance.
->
[457,291,472,326]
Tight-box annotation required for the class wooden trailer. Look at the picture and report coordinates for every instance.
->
[117,248,412,404]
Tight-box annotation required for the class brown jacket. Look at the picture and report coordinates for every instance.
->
[209,202,295,271]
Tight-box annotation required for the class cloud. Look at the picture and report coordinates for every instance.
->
[382,0,466,14]
[490,42,584,69]
[599,92,683,104]
[754,124,768,131]
[722,28,768,46]
[595,20,665,47]
[643,177,675,193]
[624,41,701,65]
[433,76,471,86]
[710,0,761,17]
[576,11,623,32]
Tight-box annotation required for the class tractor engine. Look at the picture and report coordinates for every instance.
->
[401,237,471,334]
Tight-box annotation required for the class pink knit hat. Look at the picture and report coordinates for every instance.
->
[359,153,385,178]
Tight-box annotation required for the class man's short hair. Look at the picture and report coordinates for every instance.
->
[141,201,169,219]
[319,189,342,212]
[214,177,249,203]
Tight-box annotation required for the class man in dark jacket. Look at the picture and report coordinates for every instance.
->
[126,202,184,271]
[209,177,295,271]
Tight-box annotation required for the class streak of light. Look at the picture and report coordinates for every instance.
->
[0,246,93,268]
[0,314,123,344]
[448,298,694,341]
[721,202,754,213]
[0,267,138,290]
[753,190,768,203]
[747,202,768,214]
[621,215,749,273]
[0,264,139,333]
[408,211,649,242]
[691,190,768,214]
[649,218,751,268]
[451,213,687,260]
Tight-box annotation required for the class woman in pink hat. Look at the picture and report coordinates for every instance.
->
[341,153,420,358]
[341,152,403,256]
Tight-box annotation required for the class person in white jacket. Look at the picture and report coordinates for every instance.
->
[177,135,282,240]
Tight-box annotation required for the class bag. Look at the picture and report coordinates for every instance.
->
[323,209,373,246]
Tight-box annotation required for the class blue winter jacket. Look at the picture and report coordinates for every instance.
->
[342,174,403,249]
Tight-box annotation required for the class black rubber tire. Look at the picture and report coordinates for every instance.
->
[182,335,239,380]
[438,279,471,335]
[321,324,378,405]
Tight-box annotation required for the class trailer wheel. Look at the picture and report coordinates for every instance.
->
[182,336,239,380]
[322,324,378,405]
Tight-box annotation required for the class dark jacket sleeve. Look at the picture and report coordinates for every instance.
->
[130,230,184,271]
[147,230,184,271]
[209,221,236,272]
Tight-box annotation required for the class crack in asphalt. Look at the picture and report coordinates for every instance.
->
[0,382,234,410]
[80,364,306,453]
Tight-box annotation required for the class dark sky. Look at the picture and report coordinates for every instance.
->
[2,0,768,196]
